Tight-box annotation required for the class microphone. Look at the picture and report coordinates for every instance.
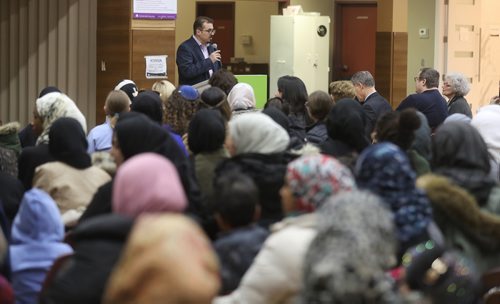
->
[211,43,221,68]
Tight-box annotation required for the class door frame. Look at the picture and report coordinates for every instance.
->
[196,1,235,65]
[333,1,377,81]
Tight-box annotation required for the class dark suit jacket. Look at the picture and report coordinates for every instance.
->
[176,36,221,86]
[362,91,392,137]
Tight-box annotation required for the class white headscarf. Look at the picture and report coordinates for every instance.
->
[471,105,500,162]
[36,92,87,145]
[227,83,256,111]
[228,112,290,154]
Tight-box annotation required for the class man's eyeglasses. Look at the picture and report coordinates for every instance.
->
[414,76,422,82]
[202,29,216,34]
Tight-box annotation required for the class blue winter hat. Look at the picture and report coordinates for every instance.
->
[178,85,199,101]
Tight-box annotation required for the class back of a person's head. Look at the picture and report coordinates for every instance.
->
[208,69,238,95]
[277,75,308,114]
[114,79,139,103]
[375,108,421,150]
[286,154,356,212]
[227,83,256,111]
[152,80,176,103]
[112,153,187,218]
[302,190,399,303]
[131,90,164,125]
[350,71,375,87]
[103,214,220,304]
[200,87,232,121]
[105,90,130,118]
[264,96,289,115]
[418,68,440,88]
[104,90,130,130]
[329,80,356,101]
[213,172,259,228]
[262,105,290,131]
[165,87,200,135]
[306,90,333,121]
[188,109,226,155]
[38,86,61,98]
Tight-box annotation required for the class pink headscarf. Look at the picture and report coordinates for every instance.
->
[112,153,187,218]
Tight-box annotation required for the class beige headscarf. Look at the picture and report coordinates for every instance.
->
[227,83,256,111]
[103,214,220,304]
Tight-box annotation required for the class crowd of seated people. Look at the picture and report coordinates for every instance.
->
[1,64,500,304]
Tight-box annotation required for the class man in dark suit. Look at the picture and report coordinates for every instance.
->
[176,16,222,86]
[351,71,392,139]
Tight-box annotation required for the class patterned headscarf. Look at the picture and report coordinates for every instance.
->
[355,142,432,243]
[286,154,356,212]
[36,92,87,145]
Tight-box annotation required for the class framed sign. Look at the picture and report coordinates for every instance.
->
[133,0,177,20]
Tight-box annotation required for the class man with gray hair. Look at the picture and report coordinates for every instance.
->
[351,71,392,138]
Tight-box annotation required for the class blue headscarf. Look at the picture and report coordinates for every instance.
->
[355,142,432,243]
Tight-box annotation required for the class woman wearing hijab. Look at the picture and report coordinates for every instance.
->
[32,117,111,227]
[215,154,355,304]
[10,189,73,303]
[188,109,229,205]
[80,112,203,225]
[417,121,500,273]
[103,214,220,304]
[18,92,86,189]
[355,142,434,258]
[320,98,370,171]
[215,112,291,228]
[302,191,401,303]
[227,83,258,116]
[112,153,187,218]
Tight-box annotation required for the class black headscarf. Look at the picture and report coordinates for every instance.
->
[188,109,225,155]
[49,117,91,169]
[433,121,496,205]
[326,98,370,153]
[130,90,163,125]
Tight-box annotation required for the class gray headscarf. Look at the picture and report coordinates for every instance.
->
[302,190,400,303]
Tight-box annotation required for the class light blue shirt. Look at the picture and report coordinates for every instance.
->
[87,119,113,153]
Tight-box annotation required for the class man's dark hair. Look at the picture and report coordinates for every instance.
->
[193,16,214,34]
[213,171,259,228]
[419,68,440,88]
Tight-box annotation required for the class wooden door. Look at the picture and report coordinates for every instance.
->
[196,2,235,65]
[334,4,377,80]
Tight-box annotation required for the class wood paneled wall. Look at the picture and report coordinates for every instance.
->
[376,31,408,108]
[0,0,97,127]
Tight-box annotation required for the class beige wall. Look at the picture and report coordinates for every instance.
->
[407,0,435,95]
[289,0,332,16]
[175,0,279,86]
[0,0,97,127]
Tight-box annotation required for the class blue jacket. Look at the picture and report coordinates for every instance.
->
[10,189,73,304]
[176,36,221,85]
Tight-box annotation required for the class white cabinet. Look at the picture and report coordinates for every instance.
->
[269,15,330,97]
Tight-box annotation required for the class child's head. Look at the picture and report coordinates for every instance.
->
[105,90,130,116]
[213,171,259,230]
